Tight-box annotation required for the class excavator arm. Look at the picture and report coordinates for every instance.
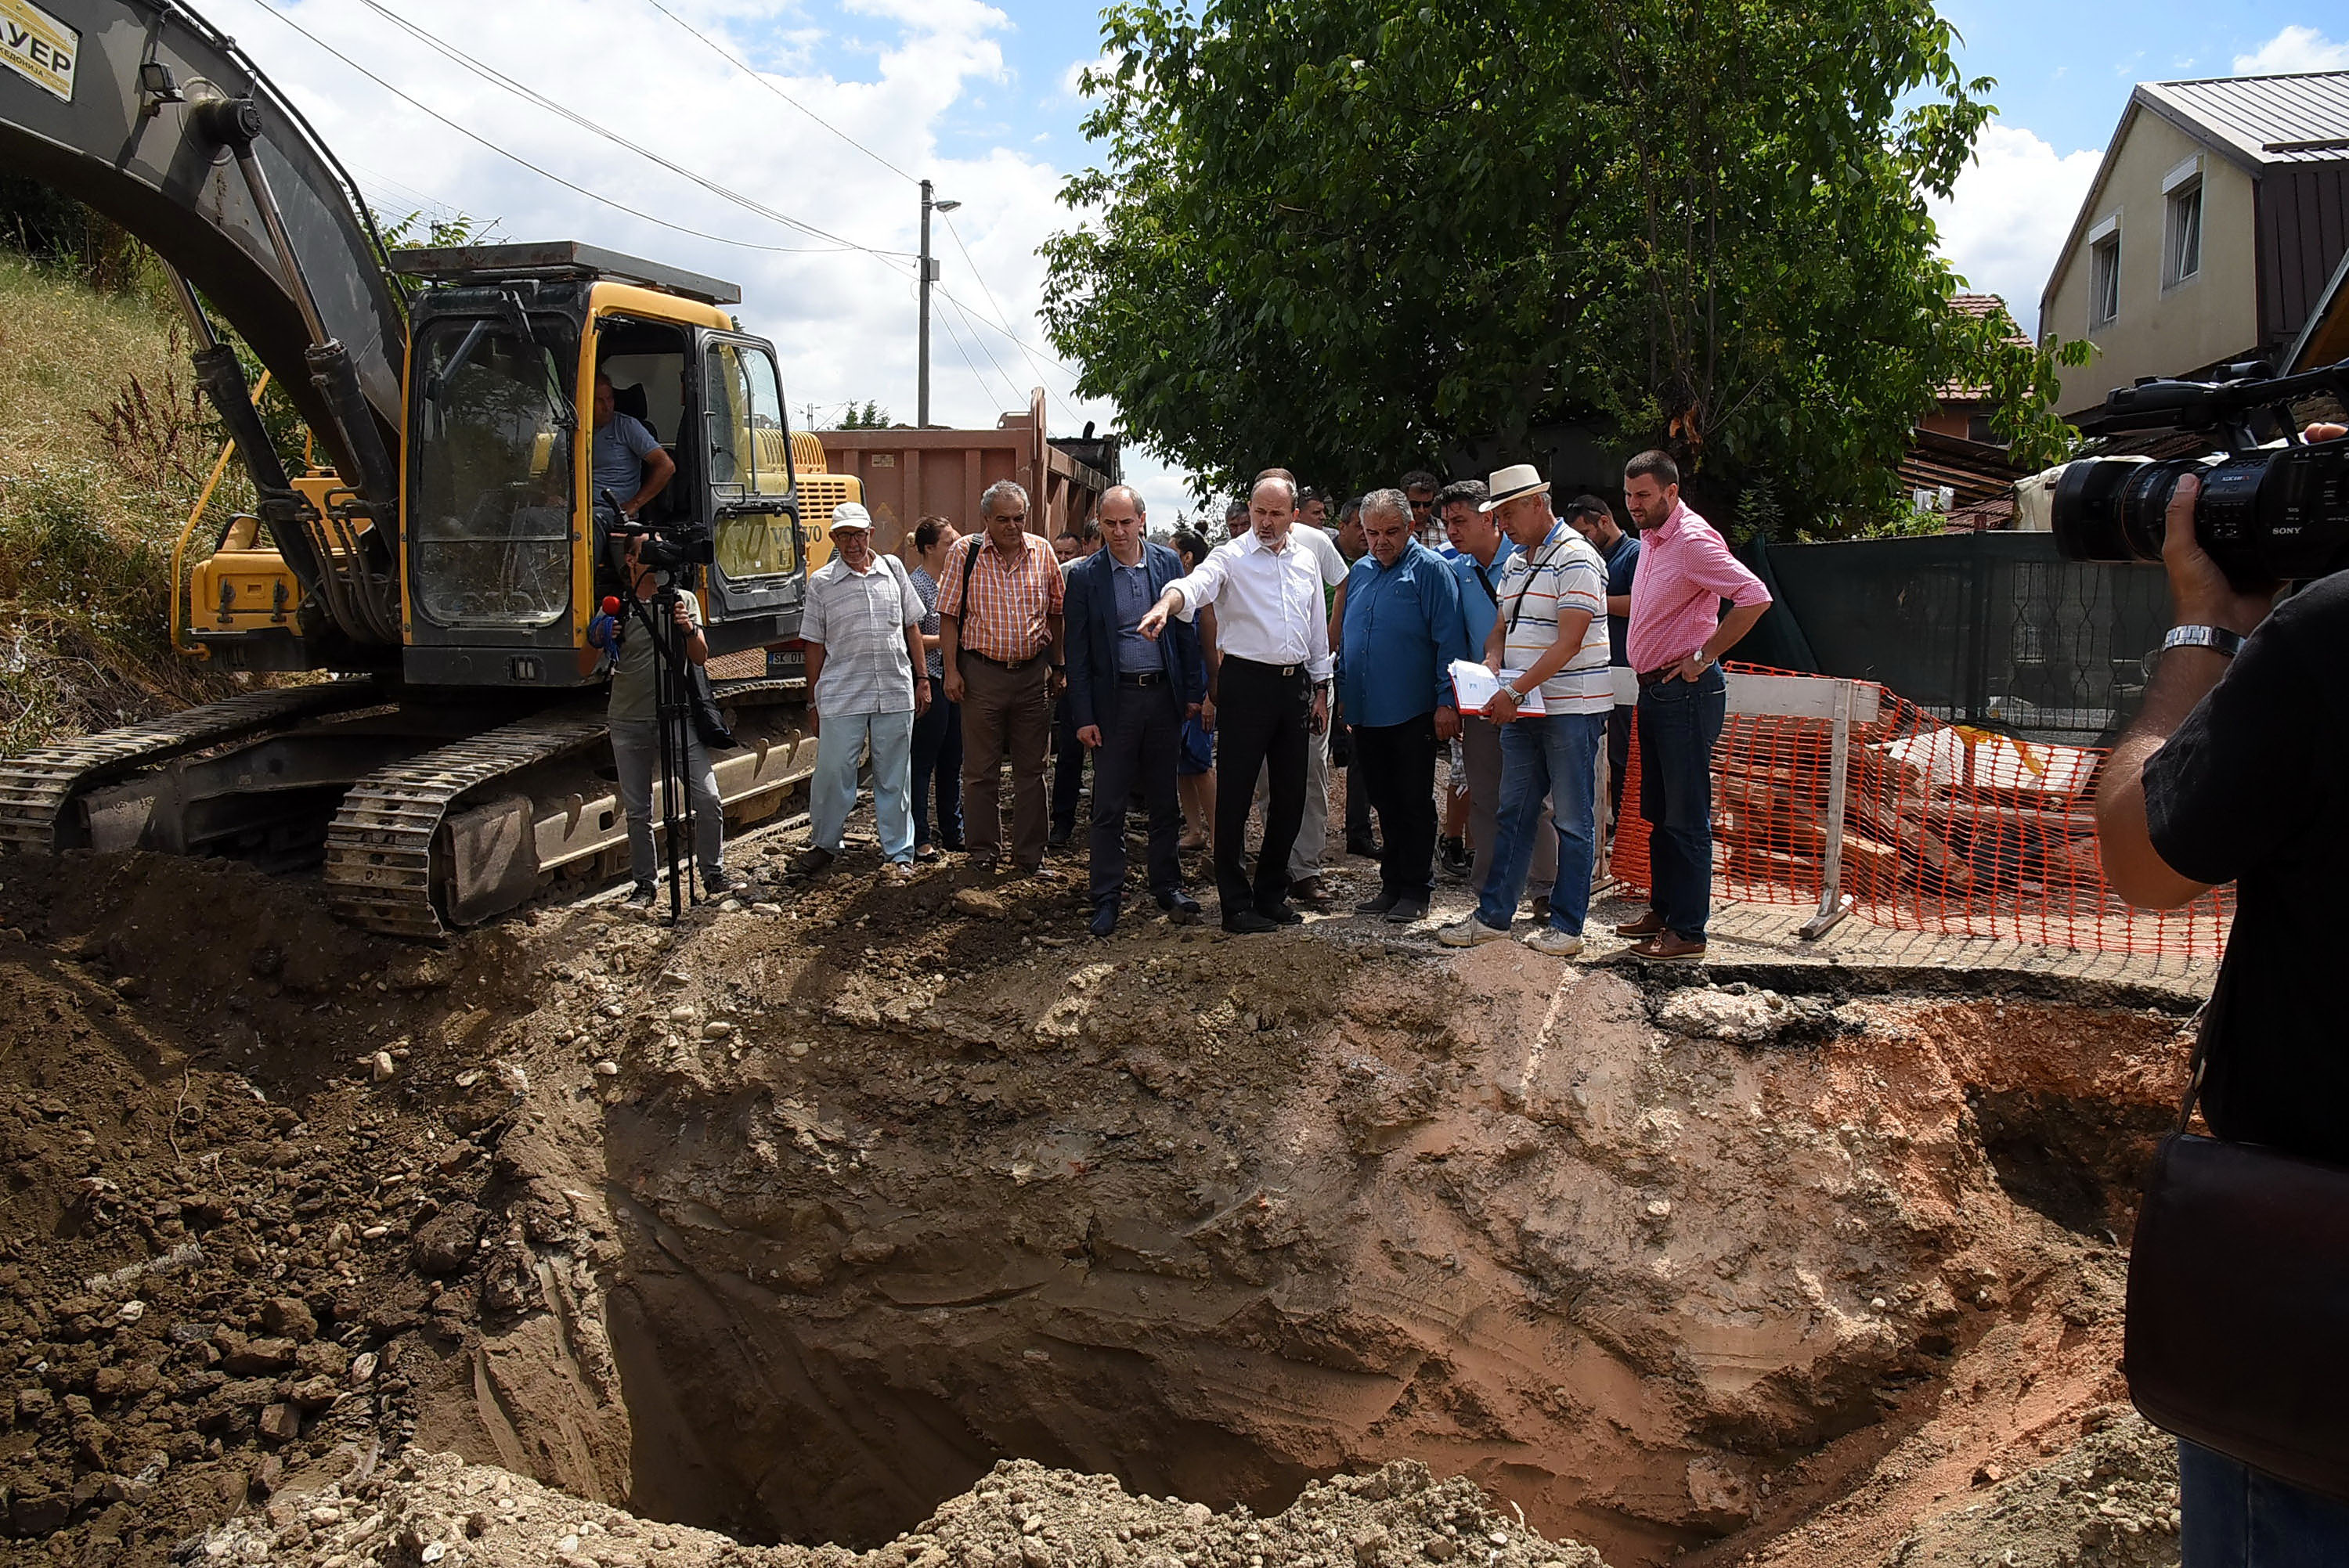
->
[2,0,407,646]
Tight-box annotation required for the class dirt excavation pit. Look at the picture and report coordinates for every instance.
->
[0,845,2201,1568]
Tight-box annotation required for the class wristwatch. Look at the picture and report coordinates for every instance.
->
[2142,624,2243,676]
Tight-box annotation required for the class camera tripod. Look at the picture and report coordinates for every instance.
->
[610,573,709,924]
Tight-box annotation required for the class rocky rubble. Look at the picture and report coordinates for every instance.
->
[187,1451,1607,1568]
[1882,1410,2181,1566]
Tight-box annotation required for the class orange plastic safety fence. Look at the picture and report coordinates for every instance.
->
[1607,663,2233,958]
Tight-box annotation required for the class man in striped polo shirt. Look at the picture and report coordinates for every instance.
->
[1439,464,1612,956]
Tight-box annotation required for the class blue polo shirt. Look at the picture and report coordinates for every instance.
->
[1447,537,1518,657]
[1340,539,1473,727]
[1599,532,1641,669]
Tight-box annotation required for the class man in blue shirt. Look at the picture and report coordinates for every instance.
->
[1339,488,1470,923]
[590,370,674,586]
[1065,487,1206,937]
[1565,494,1640,829]
[591,370,673,517]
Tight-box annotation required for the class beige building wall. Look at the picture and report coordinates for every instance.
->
[2043,108,2261,413]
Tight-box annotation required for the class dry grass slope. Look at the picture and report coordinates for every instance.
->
[0,251,240,755]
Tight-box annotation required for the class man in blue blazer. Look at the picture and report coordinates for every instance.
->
[1066,486,1207,936]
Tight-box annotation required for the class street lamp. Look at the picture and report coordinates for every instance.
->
[918,182,962,428]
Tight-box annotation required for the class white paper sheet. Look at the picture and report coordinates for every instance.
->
[1449,660,1546,716]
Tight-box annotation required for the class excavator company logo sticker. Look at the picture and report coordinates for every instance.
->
[1,0,76,102]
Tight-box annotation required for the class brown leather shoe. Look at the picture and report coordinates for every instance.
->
[1628,931,1706,962]
[1289,875,1333,908]
[1615,909,1665,937]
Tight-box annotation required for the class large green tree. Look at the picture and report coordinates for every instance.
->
[1042,0,2082,532]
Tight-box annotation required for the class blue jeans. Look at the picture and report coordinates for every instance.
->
[810,708,916,863]
[1478,711,1604,934]
[1636,664,1727,940]
[2182,1442,2349,1565]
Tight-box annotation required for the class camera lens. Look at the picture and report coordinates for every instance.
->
[2051,457,2148,563]
[2117,460,2202,561]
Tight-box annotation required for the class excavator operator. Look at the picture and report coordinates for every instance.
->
[591,368,675,521]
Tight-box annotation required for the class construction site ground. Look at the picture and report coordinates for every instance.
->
[0,773,2204,1568]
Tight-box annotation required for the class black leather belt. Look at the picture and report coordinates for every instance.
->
[1229,656,1305,678]
[1116,670,1166,687]
[1637,662,1701,687]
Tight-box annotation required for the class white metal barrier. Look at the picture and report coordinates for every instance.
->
[1599,668,1880,940]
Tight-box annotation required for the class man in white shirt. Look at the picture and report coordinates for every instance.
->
[794,503,931,882]
[1138,476,1332,934]
[1440,465,1612,957]
[1247,467,1349,904]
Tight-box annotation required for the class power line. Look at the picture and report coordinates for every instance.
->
[936,211,1084,421]
[931,290,1016,415]
[348,0,910,259]
[242,0,858,256]
[937,288,1029,411]
[636,0,919,189]
[940,211,1074,374]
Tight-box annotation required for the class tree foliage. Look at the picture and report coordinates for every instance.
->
[1041,0,2086,533]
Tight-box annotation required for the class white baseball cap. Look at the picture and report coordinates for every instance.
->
[828,501,873,532]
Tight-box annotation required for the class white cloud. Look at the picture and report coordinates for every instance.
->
[1928,121,2103,337]
[211,0,1200,521]
[1059,52,1121,100]
[2234,25,2349,74]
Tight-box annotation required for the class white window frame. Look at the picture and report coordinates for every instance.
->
[2087,214,2122,329]
[2163,175,2203,289]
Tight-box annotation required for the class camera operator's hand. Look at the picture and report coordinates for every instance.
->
[2162,473,2278,635]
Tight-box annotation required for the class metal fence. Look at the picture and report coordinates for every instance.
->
[1734,532,2175,744]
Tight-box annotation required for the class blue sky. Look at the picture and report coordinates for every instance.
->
[212,0,2347,521]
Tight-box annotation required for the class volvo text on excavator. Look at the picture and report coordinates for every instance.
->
[0,0,861,936]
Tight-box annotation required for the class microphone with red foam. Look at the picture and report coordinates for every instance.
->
[589,596,623,653]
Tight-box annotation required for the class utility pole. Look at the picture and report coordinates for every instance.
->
[917,180,958,428]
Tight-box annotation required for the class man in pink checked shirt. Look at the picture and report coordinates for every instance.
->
[1616,449,1773,962]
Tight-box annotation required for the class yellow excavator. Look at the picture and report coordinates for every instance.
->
[0,0,861,935]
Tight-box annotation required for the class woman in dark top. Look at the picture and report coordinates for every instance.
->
[904,516,964,857]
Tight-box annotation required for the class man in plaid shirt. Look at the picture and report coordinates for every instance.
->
[940,480,1067,876]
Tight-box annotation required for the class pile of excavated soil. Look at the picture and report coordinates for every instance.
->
[0,831,2199,1568]
[188,1451,1604,1568]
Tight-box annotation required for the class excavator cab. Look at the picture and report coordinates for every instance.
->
[392,243,810,687]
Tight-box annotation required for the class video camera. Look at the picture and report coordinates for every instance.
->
[608,510,714,576]
[2051,358,2349,589]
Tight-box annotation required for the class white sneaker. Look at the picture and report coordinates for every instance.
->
[879,861,916,885]
[1438,915,1511,948]
[1523,927,1585,958]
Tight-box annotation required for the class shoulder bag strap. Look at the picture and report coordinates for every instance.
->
[1506,540,1566,636]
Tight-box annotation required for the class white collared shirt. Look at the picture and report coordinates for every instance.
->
[1167,528,1333,680]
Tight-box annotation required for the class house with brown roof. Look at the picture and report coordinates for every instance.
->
[2039,70,2349,416]
[1921,294,2033,444]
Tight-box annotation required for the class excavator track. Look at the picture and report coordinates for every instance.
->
[323,679,805,939]
[322,705,612,940]
[0,681,383,854]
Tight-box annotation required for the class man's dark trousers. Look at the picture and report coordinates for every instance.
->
[1606,701,1633,826]
[1052,694,1086,838]
[1214,658,1311,917]
[1353,713,1438,899]
[1088,677,1184,909]
[1636,664,1727,940]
